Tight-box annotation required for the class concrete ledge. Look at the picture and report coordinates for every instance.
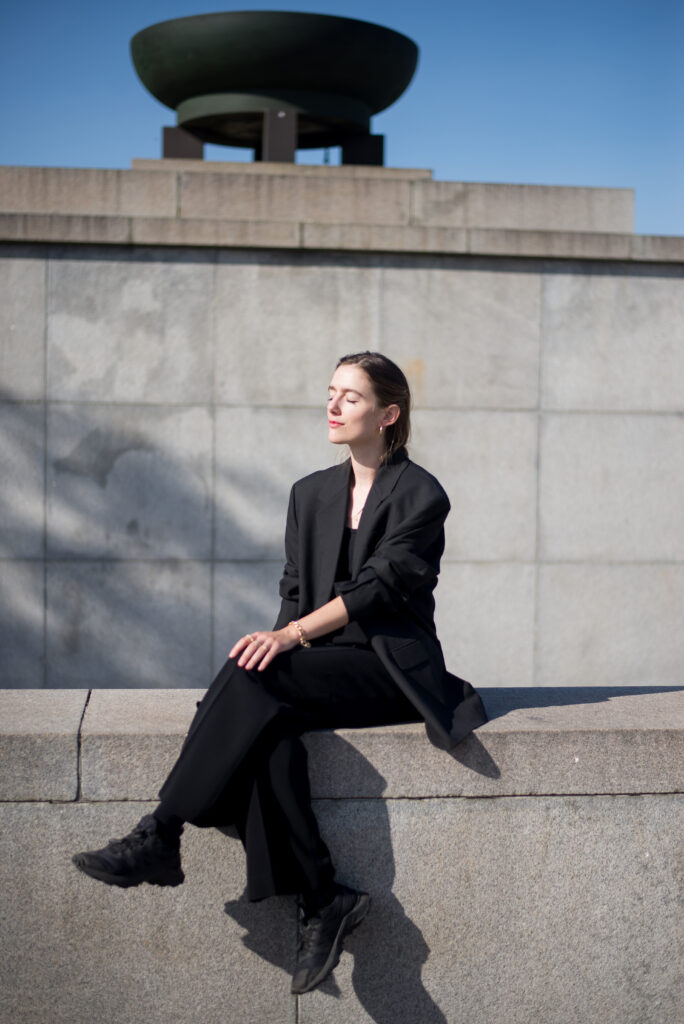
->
[1,687,682,1023]
[1,212,682,261]
[76,686,684,801]
[3,687,682,803]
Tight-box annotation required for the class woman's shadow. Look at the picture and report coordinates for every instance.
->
[223,735,449,1022]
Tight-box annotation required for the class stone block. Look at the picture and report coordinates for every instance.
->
[411,410,538,561]
[301,223,468,254]
[213,562,282,673]
[0,803,296,1024]
[0,167,177,218]
[537,564,684,686]
[47,254,215,402]
[80,689,199,800]
[45,561,212,688]
[0,401,44,558]
[0,561,44,686]
[214,407,335,559]
[0,252,46,400]
[0,213,131,245]
[434,562,536,686]
[0,689,86,799]
[305,689,684,799]
[631,234,684,261]
[542,269,684,411]
[131,216,299,248]
[379,263,541,409]
[179,172,411,226]
[46,404,213,559]
[214,254,382,405]
[539,414,684,560]
[468,228,632,260]
[302,794,682,1023]
[411,181,634,233]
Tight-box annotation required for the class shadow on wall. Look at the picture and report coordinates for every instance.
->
[0,390,291,689]
[224,736,448,1023]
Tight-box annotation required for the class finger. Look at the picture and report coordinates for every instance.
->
[240,638,269,670]
[257,643,280,671]
[230,635,253,659]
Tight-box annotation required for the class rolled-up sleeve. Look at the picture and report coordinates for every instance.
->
[334,494,449,623]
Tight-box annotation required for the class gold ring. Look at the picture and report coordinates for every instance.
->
[247,634,255,642]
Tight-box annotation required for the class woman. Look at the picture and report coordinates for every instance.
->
[73,351,488,994]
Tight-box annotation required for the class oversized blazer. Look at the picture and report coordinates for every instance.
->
[273,450,488,750]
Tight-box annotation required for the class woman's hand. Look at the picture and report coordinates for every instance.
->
[229,625,299,672]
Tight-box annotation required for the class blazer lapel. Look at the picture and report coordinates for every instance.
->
[352,453,410,574]
[313,460,351,602]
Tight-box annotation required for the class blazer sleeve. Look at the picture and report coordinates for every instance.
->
[334,488,450,624]
[272,485,300,630]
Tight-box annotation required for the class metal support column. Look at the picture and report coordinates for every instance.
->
[259,108,297,162]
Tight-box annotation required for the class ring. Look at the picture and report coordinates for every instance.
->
[247,634,255,642]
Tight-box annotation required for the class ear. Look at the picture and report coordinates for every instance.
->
[380,404,400,428]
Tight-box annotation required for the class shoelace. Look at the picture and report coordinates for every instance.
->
[106,826,152,854]
[295,904,322,955]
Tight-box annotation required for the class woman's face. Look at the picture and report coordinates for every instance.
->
[327,364,385,449]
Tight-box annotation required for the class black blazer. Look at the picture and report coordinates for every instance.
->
[273,450,488,750]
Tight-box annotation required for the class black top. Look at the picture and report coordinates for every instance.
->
[327,527,369,647]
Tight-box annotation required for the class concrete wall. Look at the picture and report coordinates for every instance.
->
[1,163,684,690]
[1,686,682,1024]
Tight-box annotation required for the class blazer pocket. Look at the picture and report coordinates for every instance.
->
[390,639,430,671]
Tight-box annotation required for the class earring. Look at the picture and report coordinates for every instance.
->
[378,425,383,434]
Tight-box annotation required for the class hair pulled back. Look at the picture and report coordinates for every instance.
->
[335,351,411,463]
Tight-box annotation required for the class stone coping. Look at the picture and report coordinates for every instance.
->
[1,687,682,803]
[0,163,642,244]
[1,213,681,261]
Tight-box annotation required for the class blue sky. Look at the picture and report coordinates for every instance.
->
[2,0,682,235]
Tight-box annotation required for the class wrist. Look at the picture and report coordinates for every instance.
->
[288,620,312,648]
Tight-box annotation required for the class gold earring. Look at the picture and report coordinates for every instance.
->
[378,425,383,433]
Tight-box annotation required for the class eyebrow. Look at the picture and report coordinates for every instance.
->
[328,386,364,397]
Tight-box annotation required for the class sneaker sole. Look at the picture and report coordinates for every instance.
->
[291,892,370,995]
[72,856,184,888]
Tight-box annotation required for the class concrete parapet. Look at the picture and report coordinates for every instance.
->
[0,162,637,238]
[0,687,682,1023]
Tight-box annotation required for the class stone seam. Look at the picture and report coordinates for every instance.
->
[75,689,91,801]
[3,791,681,805]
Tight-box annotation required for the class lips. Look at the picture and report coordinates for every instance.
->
[328,420,343,427]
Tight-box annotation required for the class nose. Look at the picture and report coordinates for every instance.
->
[328,394,341,415]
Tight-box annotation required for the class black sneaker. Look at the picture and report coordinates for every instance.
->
[72,814,184,888]
[291,884,370,994]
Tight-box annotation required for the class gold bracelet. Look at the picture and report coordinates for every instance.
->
[289,620,311,648]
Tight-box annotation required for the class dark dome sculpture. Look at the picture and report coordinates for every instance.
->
[130,10,419,163]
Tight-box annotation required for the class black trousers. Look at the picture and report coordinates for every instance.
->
[157,645,421,902]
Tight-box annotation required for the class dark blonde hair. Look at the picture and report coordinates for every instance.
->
[335,351,411,462]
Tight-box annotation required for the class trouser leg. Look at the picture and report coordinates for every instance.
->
[156,646,420,901]
[233,727,335,901]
